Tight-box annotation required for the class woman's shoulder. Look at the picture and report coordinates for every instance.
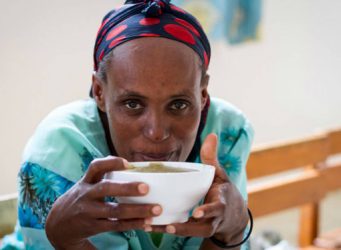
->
[202,97,254,170]
[25,99,103,149]
[204,97,253,136]
[22,99,109,182]
[210,97,246,120]
[39,98,99,127]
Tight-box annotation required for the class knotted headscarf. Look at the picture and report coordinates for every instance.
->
[93,0,211,161]
[94,0,211,71]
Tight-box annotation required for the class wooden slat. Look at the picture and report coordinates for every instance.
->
[328,128,341,155]
[248,170,325,217]
[299,203,319,247]
[321,163,341,192]
[0,193,17,238]
[299,247,325,250]
[247,135,328,179]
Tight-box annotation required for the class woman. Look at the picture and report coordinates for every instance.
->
[11,0,254,249]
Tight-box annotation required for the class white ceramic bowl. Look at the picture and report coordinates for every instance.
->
[105,161,215,225]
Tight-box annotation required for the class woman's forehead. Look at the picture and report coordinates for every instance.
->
[106,37,202,83]
[111,37,201,69]
[104,38,202,96]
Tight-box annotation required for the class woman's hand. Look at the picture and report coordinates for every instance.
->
[152,134,249,249]
[45,156,162,249]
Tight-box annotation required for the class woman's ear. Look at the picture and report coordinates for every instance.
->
[200,73,210,110]
[92,73,106,112]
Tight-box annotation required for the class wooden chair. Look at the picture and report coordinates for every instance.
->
[247,128,341,249]
[0,193,17,242]
[246,133,329,248]
[323,128,341,192]
[311,128,341,249]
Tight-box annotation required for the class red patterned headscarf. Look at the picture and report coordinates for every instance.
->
[93,0,211,161]
[94,0,211,71]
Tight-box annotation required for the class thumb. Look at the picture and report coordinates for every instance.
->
[201,133,228,181]
[200,133,219,167]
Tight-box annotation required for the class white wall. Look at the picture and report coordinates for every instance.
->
[1,0,341,195]
[209,0,341,144]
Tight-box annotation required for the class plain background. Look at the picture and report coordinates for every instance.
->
[1,0,341,246]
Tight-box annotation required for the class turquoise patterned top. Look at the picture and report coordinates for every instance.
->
[2,97,253,250]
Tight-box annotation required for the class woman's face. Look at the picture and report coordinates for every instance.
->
[93,38,208,162]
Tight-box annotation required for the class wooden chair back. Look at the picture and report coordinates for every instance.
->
[322,128,341,196]
[0,193,17,239]
[246,134,329,247]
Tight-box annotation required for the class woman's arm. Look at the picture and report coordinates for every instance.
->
[45,156,157,249]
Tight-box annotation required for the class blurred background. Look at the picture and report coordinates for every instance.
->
[1,0,341,248]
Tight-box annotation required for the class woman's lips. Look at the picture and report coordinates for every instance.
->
[134,152,174,161]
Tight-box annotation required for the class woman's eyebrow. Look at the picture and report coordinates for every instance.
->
[169,89,194,98]
[117,90,146,99]
[169,94,192,99]
[116,89,194,99]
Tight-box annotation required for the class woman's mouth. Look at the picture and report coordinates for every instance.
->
[134,152,175,161]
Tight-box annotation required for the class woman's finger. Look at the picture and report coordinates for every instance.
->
[83,156,128,184]
[152,218,220,238]
[192,201,225,219]
[92,202,162,220]
[87,180,149,199]
[200,133,228,182]
[94,218,149,235]
[200,133,219,167]
[168,218,221,237]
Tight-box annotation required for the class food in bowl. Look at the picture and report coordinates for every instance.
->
[105,161,215,225]
[126,162,198,173]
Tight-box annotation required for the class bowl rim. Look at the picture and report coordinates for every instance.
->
[116,161,215,175]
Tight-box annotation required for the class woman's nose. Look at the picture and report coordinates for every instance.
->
[143,111,170,142]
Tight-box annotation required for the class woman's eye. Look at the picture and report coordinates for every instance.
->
[170,101,188,110]
[124,100,142,110]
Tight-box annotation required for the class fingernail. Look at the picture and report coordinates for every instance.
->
[138,184,149,194]
[152,206,162,215]
[144,225,152,232]
[166,225,176,234]
[145,218,153,225]
[193,210,204,218]
[123,159,129,168]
